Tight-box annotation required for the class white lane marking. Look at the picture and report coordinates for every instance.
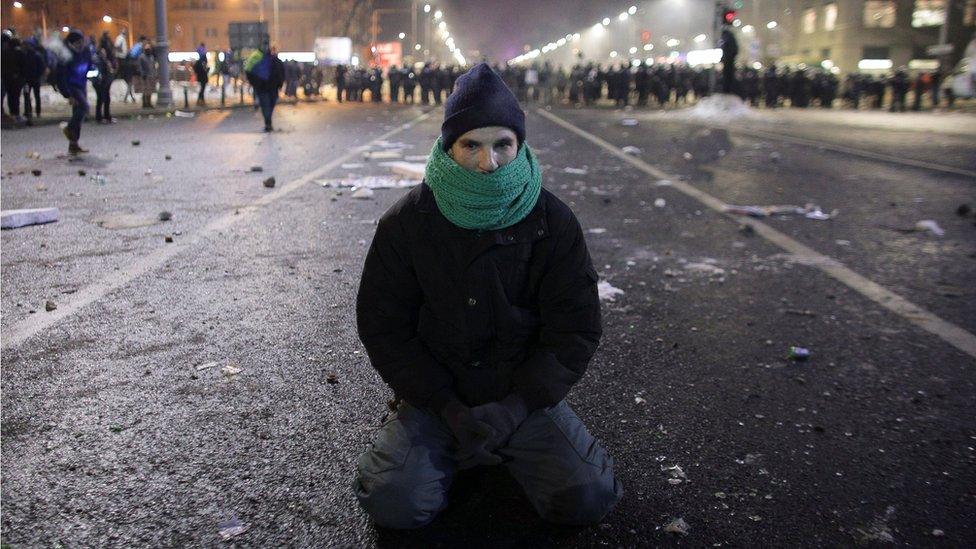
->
[1,112,433,351]
[537,108,976,360]
[715,124,976,179]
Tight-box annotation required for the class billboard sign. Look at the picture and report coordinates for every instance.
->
[371,41,402,69]
[314,37,353,65]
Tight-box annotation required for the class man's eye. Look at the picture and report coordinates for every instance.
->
[465,143,478,150]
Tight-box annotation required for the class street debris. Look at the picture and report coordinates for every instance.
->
[363,150,403,160]
[679,93,755,121]
[89,173,107,185]
[634,396,646,405]
[93,213,162,230]
[78,169,86,176]
[340,163,364,170]
[25,151,41,159]
[164,235,174,243]
[914,220,945,236]
[957,203,971,217]
[1,208,59,229]
[327,373,339,384]
[131,140,140,146]
[621,118,639,126]
[45,300,57,312]
[221,363,242,378]
[318,176,419,190]
[196,361,219,371]
[655,179,672,187]
[174,110,195,118]
[664,517,690,535]
[31,169,42,176]
[597,281,624,302]
[351,187,375,200]
[218,517,249,541]
[158,211,172,221]
[661,464,688,485]
[250,165,264,172]
[682,152,693,161]
[783,309,816,317]
[563,167,589,175]
[932,529,945,537]
[654,198,666,208]
[621,146,642,156]
[836,239,851,246]
[165,155,172,160]
[262,177,276,188]
[144,168,153,176]
[769,151,782,162]
[723,203,837,220]
[388,161,426,179]
[788,346,811,361]
[587,228,607,234]
[739,224,756,236]
[683,262,726,277]
[854,506,897,545]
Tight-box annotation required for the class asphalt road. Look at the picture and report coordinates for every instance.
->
[2,99,975,547]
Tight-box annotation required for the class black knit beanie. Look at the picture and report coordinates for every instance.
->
[441,63,525,151]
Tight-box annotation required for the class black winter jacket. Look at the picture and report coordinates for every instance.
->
[356,183,601,413]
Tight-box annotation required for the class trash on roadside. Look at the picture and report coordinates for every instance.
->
[621,145,642,156]
[682,152,693,161]
[914,220,945,236]
[788,346,811,361]
[145,168,153,176]
[26,151,41,159]
[655,179,672,186]
[664,518,690,535]
[262,177,276,188]
[563,167,589,175]
[218,517,249,541]
[635,396,646,405]
[327,373,339,384]
[164,235,174,243]
[77,169,87,176]
[158,211,172,221]
[932,529,945,537]
[31,169,42,177]
[131,140,140,146]
[250,165,264,172]
[836,239,851,246]
[221,363,242,377]
[661,464,688,482]
[318,176,419,190]
[587,228,607,234]
[1,207,59,229]
[174,110,195,118]
[45,300,57,312]
[723,203,837,220]
[196,361,219,371]
[654,198,666,208]
[597,281,624,302]
[351,187,375,199]
[621,118,639,126]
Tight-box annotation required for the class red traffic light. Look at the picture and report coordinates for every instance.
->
[723,9,737,24]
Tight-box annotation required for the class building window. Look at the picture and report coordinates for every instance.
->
[802,8,817,33]
[863,0,896,27]
[862,46,890,59]
[912,0,946,26]
[824,3,838,30]
[966,0,976,25]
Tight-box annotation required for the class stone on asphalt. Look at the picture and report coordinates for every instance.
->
[164,235,174,243]
[158,211,172,221]
[250,165,264,172]
[664,518,690,535]
[132,140,140,146]
[263,177,276,188]
[44,300,57,312]
[31,169,41,176]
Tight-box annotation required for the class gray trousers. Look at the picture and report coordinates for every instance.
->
[353,400,623,529]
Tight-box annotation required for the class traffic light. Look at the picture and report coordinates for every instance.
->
[723,8,737,24]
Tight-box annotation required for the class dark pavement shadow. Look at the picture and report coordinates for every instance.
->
[374,466,591,548]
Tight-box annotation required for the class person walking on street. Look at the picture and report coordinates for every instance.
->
[719,25,738,95]
[194,42,209,105]
[334,64,347,103]
[55,30,93,155]
[244,41,284,132]
[1,30,27,127]
[93,31,117,123]
[353,62,623,529]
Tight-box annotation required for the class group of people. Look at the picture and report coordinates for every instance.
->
[334,62,462,104]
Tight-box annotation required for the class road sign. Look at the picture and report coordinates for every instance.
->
[229,21,268,50]
[926,44,954,56]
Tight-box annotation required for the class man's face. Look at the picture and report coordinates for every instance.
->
[448,126,518,174]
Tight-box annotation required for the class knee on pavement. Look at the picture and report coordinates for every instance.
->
[353,466,448,530]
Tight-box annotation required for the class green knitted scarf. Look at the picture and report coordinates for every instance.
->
[424,138,542,231]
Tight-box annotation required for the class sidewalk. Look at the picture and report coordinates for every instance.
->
[1,80,324,129]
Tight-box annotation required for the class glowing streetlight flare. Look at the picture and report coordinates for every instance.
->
[423,4,430,13]
[694,34,707,43]
[13,1,23,8]
[628,6,637,15]
[618,12,629,21]
[434,9,442,19]
[766,20,778,29]
[103,15,113,23]
[398,32,405,39]
[602,17,610,26]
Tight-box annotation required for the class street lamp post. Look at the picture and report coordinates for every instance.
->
[154,0,172,107]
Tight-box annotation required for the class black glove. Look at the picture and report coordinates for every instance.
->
[439,398,502,469]
[469,394,529,452]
